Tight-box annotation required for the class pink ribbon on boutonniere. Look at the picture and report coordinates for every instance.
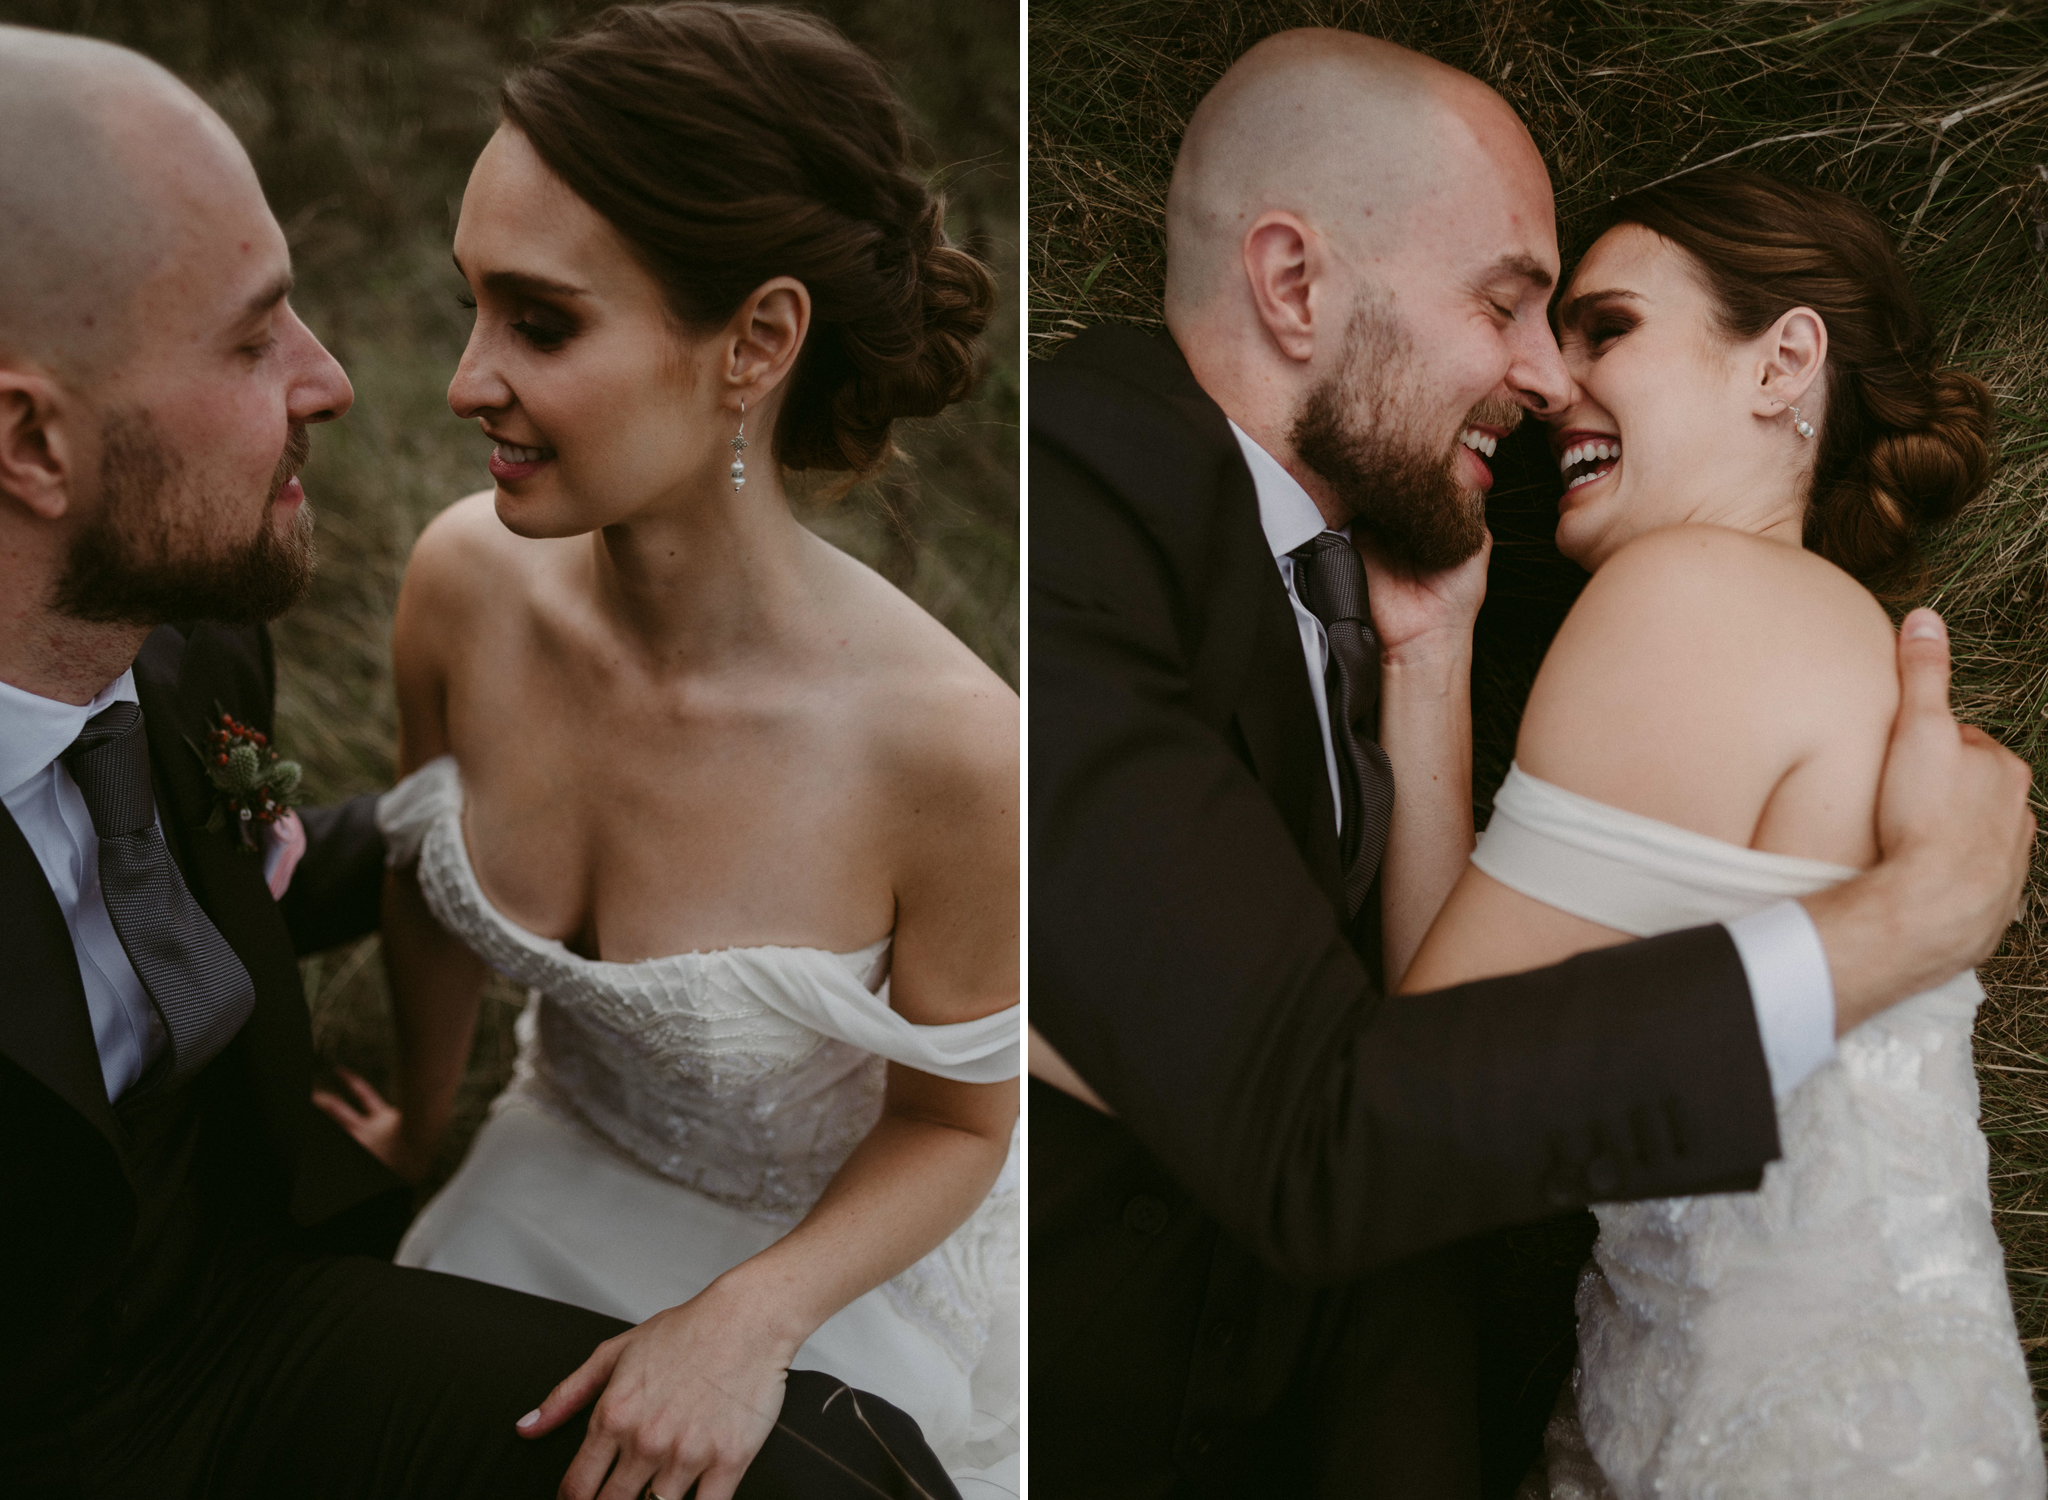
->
[264,809,307,899]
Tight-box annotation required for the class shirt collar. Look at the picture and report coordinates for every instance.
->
[1227,420,1345,559]
[0,669,140,801]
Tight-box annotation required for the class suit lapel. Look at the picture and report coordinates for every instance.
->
[132,626,314,1179]
[1048,327,1353,920]
[0,801,124,1155]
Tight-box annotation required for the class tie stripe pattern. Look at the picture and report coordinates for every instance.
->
[63,701,256,1088]
[1290,531,1396,918]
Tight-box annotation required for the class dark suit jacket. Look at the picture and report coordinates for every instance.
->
[0,621,397,1400]
[1029,327,1783,1493]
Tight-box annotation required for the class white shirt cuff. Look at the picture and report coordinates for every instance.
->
[1724,898,1836,1100]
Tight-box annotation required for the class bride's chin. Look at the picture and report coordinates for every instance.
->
[491,490,591,541]
[1552,517,1599,570]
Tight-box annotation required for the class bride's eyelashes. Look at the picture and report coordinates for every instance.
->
[1560,310,1636,359]
[451,290,575,352]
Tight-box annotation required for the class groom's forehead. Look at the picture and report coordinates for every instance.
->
[0,32,286,370]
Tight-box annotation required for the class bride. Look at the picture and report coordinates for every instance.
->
[311,5,1019,1497]
[1400,168,2038,1496]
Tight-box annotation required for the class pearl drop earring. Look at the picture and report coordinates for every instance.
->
[724,397,749,491]
[730,400,749,490]
[1788,404,1814,440]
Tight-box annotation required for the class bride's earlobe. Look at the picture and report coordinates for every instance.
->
[1752,305,1828,421]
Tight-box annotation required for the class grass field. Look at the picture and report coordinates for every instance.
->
[1,0,1017,1188]
[1032,0,2048,1445]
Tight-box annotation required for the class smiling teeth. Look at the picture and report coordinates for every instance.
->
[1460,428,1498,459]
[1559,440,1621,472]
[496,443,550,465]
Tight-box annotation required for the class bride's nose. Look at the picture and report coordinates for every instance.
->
[448,330,514,420]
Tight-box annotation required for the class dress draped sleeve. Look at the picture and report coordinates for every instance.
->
[1471,762,1855,936]
[375,754,463,868]
[704,950,1020,1085]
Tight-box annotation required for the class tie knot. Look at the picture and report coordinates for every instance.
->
[1290,530,1368,628]
[62,700,156,839]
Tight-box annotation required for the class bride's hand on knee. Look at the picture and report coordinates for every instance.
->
[310,1064,434,1185]
[522,1278,797,1500]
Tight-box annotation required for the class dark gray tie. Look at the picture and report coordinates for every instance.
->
[1290,531,1396,918]
[63,701,256,1089]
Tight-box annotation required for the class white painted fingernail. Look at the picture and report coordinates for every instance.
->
[516,1409,541,1430]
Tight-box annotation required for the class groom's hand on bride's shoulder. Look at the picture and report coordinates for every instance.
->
[1809,606,2036,1031]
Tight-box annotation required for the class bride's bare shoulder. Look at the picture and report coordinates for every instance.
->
[1517,523,1897,849]
[388,492,554,761]
[816,542,1016,822]
[397,491,537,614]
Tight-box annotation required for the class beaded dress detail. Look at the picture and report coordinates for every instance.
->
[378,756,1020,1488]
[1476,765,2042,1500]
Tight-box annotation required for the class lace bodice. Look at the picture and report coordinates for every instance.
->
[379,755,1018,1222]
[1476,766,2042,1499]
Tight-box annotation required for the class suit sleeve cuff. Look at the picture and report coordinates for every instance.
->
[1724,898,1836,1100]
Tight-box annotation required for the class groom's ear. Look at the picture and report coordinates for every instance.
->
[1750,305,1828,416]
[725,276,811,401]
[1242,211,1326,364]
[0,365,75,521]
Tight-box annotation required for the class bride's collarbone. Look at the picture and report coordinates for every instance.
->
[457,780,897,963]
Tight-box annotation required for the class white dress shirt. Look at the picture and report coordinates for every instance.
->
[1225,422,1836,1099]
[1,669,166,1100]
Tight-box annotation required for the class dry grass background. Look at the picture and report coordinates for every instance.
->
[1,0,1017,1188]
[1033,0,2048,1451]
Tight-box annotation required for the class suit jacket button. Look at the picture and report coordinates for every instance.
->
[1585,1158,1620,1196]
[1122,1194,1170,1236]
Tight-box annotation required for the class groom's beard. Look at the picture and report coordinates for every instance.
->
[1291,292,1519,573]
[53,411,316,627]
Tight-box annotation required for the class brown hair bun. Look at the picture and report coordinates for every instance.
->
[1600,169,1996,594]
[501,1,996,474]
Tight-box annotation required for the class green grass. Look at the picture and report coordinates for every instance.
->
[1033,0,2048,1436]
[3,0,1017,1192]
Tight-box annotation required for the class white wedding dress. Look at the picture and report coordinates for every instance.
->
[1474,765,2042,1500]
[375,756,1020,1495]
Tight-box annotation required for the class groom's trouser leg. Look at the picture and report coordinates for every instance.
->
[13,1248,955,1499]
[1295,1244,1482,1499]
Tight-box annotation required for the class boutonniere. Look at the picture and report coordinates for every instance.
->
[189,709,303,849]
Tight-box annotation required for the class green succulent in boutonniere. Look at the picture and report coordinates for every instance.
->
[189,709,302,848]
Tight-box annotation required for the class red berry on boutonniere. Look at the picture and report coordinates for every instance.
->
[188,706,303,849]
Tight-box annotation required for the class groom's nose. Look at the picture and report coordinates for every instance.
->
[1506,313,1577,417]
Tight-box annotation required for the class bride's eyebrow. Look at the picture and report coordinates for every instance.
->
[1559,287,1644,326]
[448,254,589,301]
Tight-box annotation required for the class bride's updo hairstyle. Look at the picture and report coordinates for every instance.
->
[1599,168,1994,592]
[500,1,994,473]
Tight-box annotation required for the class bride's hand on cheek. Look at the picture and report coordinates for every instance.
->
[1354,529,1491,666]
[519,1277,801,1500]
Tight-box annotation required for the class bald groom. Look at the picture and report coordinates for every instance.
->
[1029,29,2032,1497]
[0,25,953,1500]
